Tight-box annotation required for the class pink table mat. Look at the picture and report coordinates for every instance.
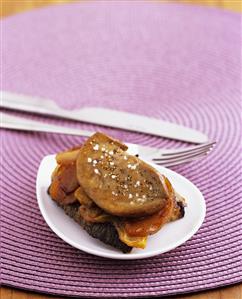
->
[1,2,241,297]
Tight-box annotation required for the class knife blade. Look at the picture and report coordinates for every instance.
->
[0,91,208,143]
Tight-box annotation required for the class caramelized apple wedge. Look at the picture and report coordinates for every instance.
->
[56,147,81,165]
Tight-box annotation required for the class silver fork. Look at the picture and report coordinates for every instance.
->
[1,112,216,167]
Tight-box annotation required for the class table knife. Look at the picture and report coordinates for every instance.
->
[0,91,208,143]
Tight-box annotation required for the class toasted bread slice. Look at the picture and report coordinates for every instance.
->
[61,202,132,253]
[76,132,170,217]
[48,140,186,252]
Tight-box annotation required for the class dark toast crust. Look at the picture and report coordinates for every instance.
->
[48,187,185,253]
[51,196,185,253]
[57,201,132,253]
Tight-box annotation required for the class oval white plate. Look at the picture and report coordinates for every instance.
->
[36,155,206,260]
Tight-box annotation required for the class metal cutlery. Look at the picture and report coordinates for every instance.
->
[1,112,215,167]
[1,91,208,143]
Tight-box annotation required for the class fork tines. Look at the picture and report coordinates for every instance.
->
[153,142,216,167]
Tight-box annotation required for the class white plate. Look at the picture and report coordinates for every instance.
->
[36,155,206,260]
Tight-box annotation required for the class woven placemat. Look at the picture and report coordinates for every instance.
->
[1,2,241,297]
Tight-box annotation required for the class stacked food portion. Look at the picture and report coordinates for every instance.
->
[48,133,186,253]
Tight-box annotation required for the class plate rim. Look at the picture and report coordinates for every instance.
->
[36,154,206,260]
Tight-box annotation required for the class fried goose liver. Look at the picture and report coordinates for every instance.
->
[76,132,171,217]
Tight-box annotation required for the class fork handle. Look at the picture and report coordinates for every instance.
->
[1,112,93,137]
[1,90,66,116]
[1,112,141,156]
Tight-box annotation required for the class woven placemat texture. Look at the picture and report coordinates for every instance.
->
[1,2,241,297]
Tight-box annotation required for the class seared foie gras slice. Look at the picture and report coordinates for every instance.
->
[76,132,170,217]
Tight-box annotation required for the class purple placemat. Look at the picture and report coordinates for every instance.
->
[1,1,241,297]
